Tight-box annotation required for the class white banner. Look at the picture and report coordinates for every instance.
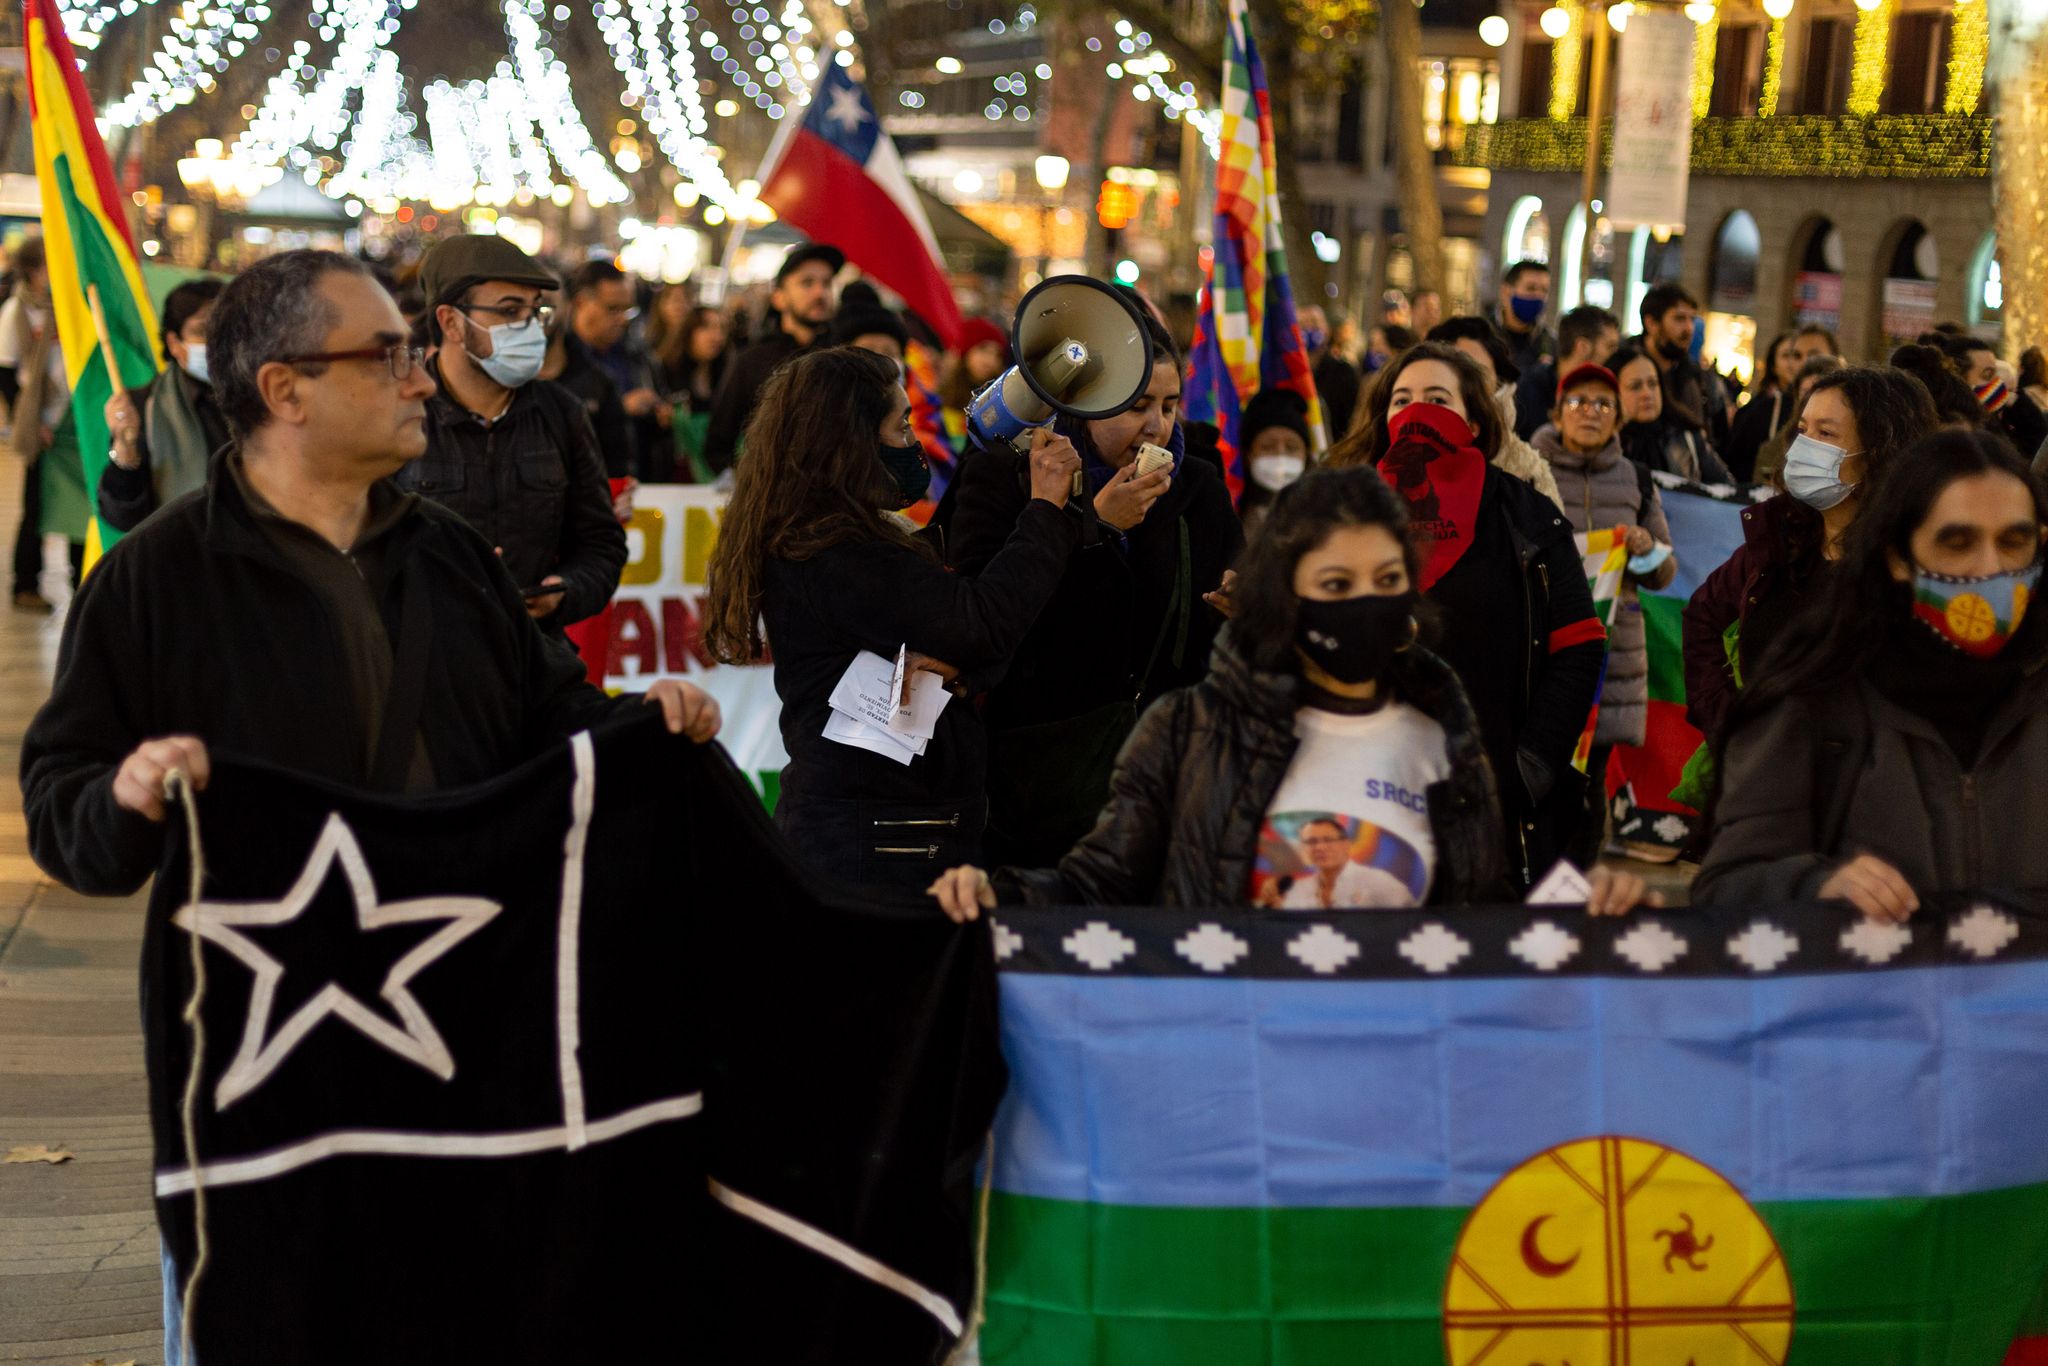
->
[601,485,790,796]
[1606,10,1695,232]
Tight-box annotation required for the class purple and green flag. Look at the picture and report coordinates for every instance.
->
[981,899,2048,1362]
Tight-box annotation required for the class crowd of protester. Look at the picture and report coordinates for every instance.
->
[9,234,2048,939]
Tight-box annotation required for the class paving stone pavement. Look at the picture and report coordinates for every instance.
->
[0,512,162,1364]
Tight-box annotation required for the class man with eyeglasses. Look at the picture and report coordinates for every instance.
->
[563,259,667,482]
[397,236,626,639]
[1529,361,1676,863]
[22,249,720,904]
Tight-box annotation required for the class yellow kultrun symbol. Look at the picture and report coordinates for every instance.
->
[1444,1136,1793,1365]
[1944,591,1999,643]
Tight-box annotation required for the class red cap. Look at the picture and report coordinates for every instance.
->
[955,316,1011,361]
[1557,362,1620,399]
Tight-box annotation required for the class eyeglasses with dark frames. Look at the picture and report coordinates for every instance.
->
[461,301,555,328]
[279,343,428,381]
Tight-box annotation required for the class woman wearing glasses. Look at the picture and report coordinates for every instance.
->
[394,236,626,640]
[1532,360,1677,858]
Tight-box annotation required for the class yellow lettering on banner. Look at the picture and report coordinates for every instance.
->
[682,505,722,587]
[619,507,665,586]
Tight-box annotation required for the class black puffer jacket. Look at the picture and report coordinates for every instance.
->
[997,629,1509,908]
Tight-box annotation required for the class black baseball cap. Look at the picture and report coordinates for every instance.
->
[419,235,560,308]
[776,242,846,284]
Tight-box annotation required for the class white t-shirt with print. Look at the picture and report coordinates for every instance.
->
[1249,702,1452,910]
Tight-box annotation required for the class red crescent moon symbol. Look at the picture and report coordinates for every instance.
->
[1520,1214,1580,1278]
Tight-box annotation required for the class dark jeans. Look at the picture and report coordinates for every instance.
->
[774,790,986,899]
[12,451,39,596]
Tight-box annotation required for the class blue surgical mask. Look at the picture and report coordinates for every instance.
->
[1783,433,1860,510]
[182,342,210,386]
[471,318,547,388]
[1301,326,1329,353]
[1509,295,1545,326]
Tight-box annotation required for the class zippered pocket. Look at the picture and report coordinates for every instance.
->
[872,843,942,859]
[871,813,962,830]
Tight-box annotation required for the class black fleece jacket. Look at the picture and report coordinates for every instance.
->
[21,456,630,896]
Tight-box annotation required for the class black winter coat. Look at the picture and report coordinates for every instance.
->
[396,373,627,634]
[997,630,1508,908]
[762,500,1078,829]
[1425,465,1607,886]
[947,442,1241,727]
[21,459,628,897]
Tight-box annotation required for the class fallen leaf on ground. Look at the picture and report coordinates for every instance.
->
[3,1143,75,1164]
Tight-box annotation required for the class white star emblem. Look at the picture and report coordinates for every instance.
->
[1398,922,1471,974]
[173,813,501,1110]
[1508,919,1581,972]
[1614,920,1688,973]
[1949,904,2020,960]
[1286,924,1359,975]
[1062,920,1137,971]
[1840,917,1912,966]
[825,83,870,133]
[1727,920,1799,972]
[991,918,1023,962]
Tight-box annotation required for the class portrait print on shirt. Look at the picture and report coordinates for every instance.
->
[1248,702,1450,910]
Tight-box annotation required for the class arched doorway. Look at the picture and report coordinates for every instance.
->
[1788,216,1844,334]
[1967,231,2003,341]
[1707,211,1763,385]
[1877,220,1939,350]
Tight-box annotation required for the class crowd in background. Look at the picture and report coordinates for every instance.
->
[11,233,2048,938]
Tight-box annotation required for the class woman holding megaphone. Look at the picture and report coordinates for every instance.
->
[948,311,1243,867]
[705,346,1083,894]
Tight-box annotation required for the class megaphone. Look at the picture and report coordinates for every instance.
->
[967,275,1155,453]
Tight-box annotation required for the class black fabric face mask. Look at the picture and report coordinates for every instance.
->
[879,440,930,507]
[1295,592,1416,685]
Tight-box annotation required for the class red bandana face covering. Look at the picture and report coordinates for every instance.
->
[1377,402,1488,591]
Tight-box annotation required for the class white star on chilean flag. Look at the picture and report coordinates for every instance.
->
[756,63,966,348]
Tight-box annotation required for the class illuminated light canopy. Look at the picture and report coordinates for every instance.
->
[1478,14,1509,45]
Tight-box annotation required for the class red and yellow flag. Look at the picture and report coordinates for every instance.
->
[26,0,164,566]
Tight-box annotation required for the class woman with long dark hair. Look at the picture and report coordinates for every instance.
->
[1613,346,1733,484]
[945,314,1242,866]
[1720,331,1796,481]
[704,346,1083,892]
[1326,342,1606,888]
[928,465,1655,917]
[1682,367,1939,740]
[1696,430,2048,912]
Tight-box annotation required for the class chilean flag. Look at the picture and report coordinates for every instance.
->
[757,64,966,349]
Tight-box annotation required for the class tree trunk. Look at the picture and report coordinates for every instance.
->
[1991,17,2046,362]
[1380,0,1445,297]
[1255,21,1327,303]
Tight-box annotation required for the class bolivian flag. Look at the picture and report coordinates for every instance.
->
[985,900,2048,1362]
[26,0,164,568]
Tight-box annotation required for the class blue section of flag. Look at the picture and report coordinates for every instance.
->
[801,63,881,166]
[992,961,2048,1209]
[1656,485,1750,601]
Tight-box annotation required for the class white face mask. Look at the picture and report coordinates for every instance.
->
[1250,452,1306,492]
[470,318,548,388]
[182,342,210,385]
[1782,433,1860,510]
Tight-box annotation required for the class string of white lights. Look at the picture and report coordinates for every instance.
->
[504,0,632,203]
[103,0,276,127]
[56,0,160,52]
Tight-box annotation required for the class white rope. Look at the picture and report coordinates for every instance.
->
[942,1129,997,1366]
[165,768,211,1359]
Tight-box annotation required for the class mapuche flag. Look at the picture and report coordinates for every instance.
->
[757,63,966,348]
[145,716,1001,1362]
[25,0,164,567]
[981,900,2048,1361]
[1182,0,1326,504]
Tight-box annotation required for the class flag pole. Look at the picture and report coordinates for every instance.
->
[85,284,122,397]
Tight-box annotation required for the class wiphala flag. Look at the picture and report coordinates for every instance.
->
[147,713,1001,1363]
[982,898,2048,1363]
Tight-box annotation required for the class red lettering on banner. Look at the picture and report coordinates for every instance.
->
[609,600,659,677]
[662,596,717,672]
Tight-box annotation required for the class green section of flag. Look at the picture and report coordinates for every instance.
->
[1640,591,1688,706]
[985,1184,2048,1364]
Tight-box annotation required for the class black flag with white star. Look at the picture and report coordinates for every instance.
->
[144,712,1002,1364]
